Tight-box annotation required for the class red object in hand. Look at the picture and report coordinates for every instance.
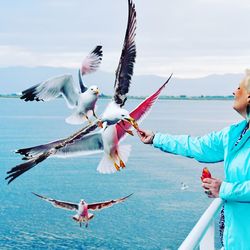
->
[201,167,212,181]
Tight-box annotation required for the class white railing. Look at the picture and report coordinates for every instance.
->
[179,198,224,250]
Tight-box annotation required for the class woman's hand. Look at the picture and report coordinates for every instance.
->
[202,177,222,198]
[137,129,155,144]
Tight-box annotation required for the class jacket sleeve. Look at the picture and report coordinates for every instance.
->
[152,128,228,163]
[219,181,250,202]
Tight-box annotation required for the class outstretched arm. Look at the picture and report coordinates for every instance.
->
[138,127,229,163]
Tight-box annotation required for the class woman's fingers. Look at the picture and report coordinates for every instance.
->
[202,182,210,189]
[202,177,222,198]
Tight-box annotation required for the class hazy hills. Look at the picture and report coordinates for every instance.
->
[0,66,243,96]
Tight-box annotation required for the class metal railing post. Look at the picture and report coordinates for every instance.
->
[178,198,223,250]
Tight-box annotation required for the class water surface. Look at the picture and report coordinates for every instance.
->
[0,98,241,249]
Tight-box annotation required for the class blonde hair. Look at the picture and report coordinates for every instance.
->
[244,69,250,93]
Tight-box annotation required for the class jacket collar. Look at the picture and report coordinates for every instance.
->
[230,120,249,152]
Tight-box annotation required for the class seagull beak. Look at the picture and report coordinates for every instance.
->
[125,117,139,130]
[94,90,100,95]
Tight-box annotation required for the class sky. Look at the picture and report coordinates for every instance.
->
[1,0,250,78]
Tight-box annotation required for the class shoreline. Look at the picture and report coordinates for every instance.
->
[0,94,234,101]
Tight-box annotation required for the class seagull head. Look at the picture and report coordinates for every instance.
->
[80,199,86,205]
[88,85,100,95]
[101,103,138,130]
[119,109,138,129]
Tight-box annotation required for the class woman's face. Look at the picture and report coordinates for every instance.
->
[233,79,249,117]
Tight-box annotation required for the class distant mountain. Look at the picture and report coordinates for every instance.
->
[0,66,243,96]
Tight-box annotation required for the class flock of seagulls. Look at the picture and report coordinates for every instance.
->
[6,0,174,228]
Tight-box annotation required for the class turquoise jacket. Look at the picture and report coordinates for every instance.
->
[153,120,250,250]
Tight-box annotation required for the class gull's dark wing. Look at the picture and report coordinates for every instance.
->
[6,121,100,184]
[17,133,104,159]
[113,0,136,107]
[88,193,133,211]
[32,193,78,211]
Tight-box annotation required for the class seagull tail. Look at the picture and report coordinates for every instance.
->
[97,154,116,174]
[97,144,131,174]
[72,213,94,223]
[65,112,87,125]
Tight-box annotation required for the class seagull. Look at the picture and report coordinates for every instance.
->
[20,45,103,125]
[32,192,133,228]
[7,75,172,184]
[6,0,139,184]
[181,182,189,191]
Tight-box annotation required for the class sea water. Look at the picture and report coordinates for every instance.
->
[0,98,241,249]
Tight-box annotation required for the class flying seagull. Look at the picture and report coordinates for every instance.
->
[6,0,139,184]
[20,45,103,125]
[7,75,172,183]
[32,192,133,228]
[181,182,189,191]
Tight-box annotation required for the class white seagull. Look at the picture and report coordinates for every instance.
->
[20,45,103,125]
[32,192,133,228]
[181,182,189,191]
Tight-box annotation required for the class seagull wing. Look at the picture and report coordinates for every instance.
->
[17,133,104,159]
[81,45,103,76]
[21,74,79,109]
[79,45,103,93]
[88,193,133,211]
[113,0,136,107]
[32,192,78,211]
[6,121,100,184]
[116,74,173,141]
[56,132,103,157]
[16,139,65,159]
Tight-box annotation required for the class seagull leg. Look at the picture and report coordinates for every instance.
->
[115,150,125,169]
[82,114,92,125]
[110,154,120,171]
[114,162,120,171]
[92,110,99,120]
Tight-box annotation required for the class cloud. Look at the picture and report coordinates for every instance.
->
[135,55,250,78]
[1,0,250,77]
[0,45,126,73]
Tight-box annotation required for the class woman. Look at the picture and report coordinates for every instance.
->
[137,70,250,249]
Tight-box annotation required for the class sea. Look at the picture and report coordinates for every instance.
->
[0,97,241,250]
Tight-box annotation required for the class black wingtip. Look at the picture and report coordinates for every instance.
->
[92,45,103,58]
[166,73,173,83]
[6,153,50,184]
[126,193,134,199]
[20,83,42,102]
[32,192,43,199]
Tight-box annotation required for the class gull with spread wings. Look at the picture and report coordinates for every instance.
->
[32,192,133,228]
[6,0,138,184]
[21,45,103,125]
